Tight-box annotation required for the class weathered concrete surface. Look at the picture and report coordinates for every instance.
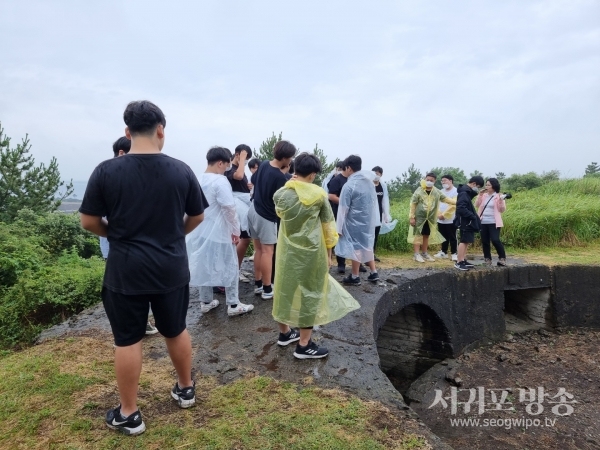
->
[38,261,600,450]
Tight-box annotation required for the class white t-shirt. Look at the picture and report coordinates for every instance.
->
[480,193,497,225]
[437,186,458,224]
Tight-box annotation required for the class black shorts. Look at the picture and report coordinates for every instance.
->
[240,230,251,239]
[459,230,475,244]
[102,285,189,346]
[420,221,431,236]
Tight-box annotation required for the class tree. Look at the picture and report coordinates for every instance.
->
[312,143,339,186]
[429,166,467,189]
[387,163,422,200]
[0,123,73,222]
[541,170,560,183]
[495,172,506,183]
[504,172,543,191]
[469,169,484,179]
[253,132,283,161]
[584,162,600,177]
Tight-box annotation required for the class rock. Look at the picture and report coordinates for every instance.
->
[505,334,514,341]
[499,344,512,351]
[497,353,509,362]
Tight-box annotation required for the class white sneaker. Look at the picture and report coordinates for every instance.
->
[254,286,264,295]
[145,322,159,335]
[261,290,274,300]
[200,299,219,313]
[239,273,250,283]
[414,253,425,263]
[451,253,458,261]
[248,253,255,261]
[422,252,436,262]
[434,251,447,258]
[228,303,254,316]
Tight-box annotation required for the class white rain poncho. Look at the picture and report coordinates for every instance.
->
[321,169,338,193]
[232,191,251,233]
[186,173,240,287]
[273,180,360,328]
[378,180,398,235]
[335,170,379,263]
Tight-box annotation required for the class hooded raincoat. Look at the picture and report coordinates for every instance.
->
[186,173,240,287]
[336,170,380,263]
[407,181,456,245]
[272,180,360,327]
[377,180,398,235]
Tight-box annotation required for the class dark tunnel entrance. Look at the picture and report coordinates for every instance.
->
[376,303,453,398]
[504,287,554,333]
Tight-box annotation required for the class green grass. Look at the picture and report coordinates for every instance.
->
[0,337,430,450]
[379,178,600,252]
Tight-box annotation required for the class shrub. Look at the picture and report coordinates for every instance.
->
[0,252,105,348]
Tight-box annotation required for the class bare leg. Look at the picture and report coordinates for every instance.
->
[422,235,430,254]
[278,323,291,334]
[252,239,263,282]
[413,242,421,254]
[165,329,193,388]
[299,328,313,347]
[260,243,275,286]
[114,342,143,416]
[367,260,376,272]
[351,260,361,277]
[236,238,251,268]
[457,243,468,262]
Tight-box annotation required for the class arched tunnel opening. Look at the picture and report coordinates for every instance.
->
[504,287,554,333]
[376,303,453,399]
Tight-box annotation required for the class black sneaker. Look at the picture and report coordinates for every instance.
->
[454,261,469,271]
[171,381,196,408]
[359,264,368,273]
[105,406,146,435]
[277,328,301,346]
[463,260,475,268]
[342,275,361,286]
[367,272,380,283]
[337,265,346,274]
[293,340,329,359]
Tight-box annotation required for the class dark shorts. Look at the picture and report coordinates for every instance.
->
[102,284,189,346]
[240,230,251,239]
[459,230,475,244]
[421,221,431,236]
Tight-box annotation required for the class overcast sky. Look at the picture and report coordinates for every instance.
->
[1,0,598,194]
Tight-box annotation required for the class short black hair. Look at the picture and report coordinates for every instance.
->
[372,166,383,174]
[335,161,344,169]
[287,160,295,174]
[112,136,131,157]
[441,174,454,182]
[426,172,437,180]
[487,177,501,193]
[469,175,485,187]
[248,158,261,169]
[206,146,232,164]
[234,144,253,159]
[123,100,166,136]
[273,140,297,161]
[294,153,322,177]
[344,155,362,172]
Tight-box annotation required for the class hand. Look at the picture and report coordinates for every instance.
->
[231,234,240,245]
[410,217,416,227]
[240,150,248,161]
[247,182,253,190]
[438,214,445,220]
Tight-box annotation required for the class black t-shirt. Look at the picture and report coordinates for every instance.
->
[327,174,348,217]
[375,183,384,217]
[79,153,208,295]
[226,164,250,193]
[252,161,287,222]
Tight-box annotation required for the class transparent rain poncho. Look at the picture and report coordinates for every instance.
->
[232,191,251,232]
[335,170,380,263]
[321,169,338,193]
[272,180,360,328]
[378,180,398,235]
[407,180,456,245]
[186,173,240,287]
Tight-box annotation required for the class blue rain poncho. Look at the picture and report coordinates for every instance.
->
[407,180,456,245]
[335,170,380,263]
[186,173,240,287]
[272,180,360,328]
[378,180,398,235]
[232,191,251,233]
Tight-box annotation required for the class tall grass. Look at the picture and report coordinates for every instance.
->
[378,178,600,251]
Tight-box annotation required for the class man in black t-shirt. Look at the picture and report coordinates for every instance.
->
[226,144,253,273]
[80,101,208,436]
[247,140,296,300]
[327,164,350,272]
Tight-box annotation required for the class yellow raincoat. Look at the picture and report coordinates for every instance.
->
[273,180,360,328]
[407,180,456,245]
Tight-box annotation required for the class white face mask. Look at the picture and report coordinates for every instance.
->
[374,176,381,182]
[471,186,479,192]
[425,181,434,188]
[442,183,450,189]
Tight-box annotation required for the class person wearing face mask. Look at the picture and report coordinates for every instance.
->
[322,161,345,193]
[454,175,485,271]
[408,172,456,263]
[434,174,459,261]
[476,178,507,266]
